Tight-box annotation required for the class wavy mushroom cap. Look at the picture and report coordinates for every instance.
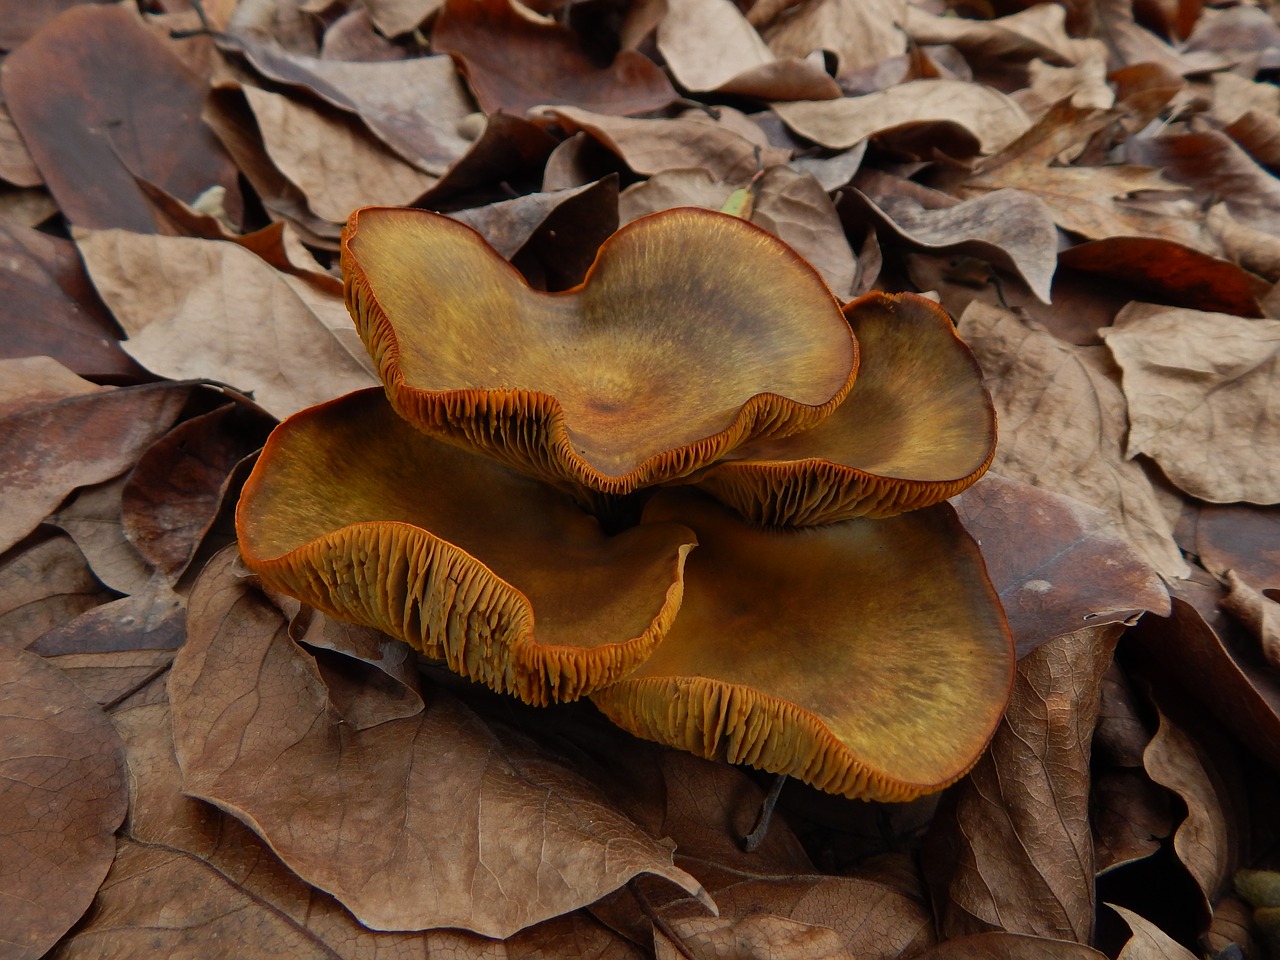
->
[591,489,1015,801]
[342,206,858,495]
[236,388,698,706]
[692,292,997,526]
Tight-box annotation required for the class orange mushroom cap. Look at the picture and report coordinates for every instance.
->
[236,388,698,706]
[341,205,859,496]
[591,488,1015,801]
[690,292,997,526]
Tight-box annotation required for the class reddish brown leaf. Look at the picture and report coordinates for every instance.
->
[952,473,1168,657]
[0,357,101,417]
[1221,570,1280,670]
[168,549,711,937]
[0,382,191,555]
[1092,769,1172,874]
[2,5,239,232]
[0,221,143,380]
[925,624,1122,943]
[121,404,272,581]
[32,583,185,656]
[1195,503,1280,588]
[433,0,676,117]
[0,643,128,960]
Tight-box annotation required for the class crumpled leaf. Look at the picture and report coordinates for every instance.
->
[75,229,376,418]
[925,624,1121,943]
[168,549,712,937]
[772,80,1031,154]
[952,473,1169,657]
[1101,303,1280,504]
[0,381,191,554]
[0,643,128,960]
[958,301,1187,578]
[433,0,676,117]
[2,5,239,233]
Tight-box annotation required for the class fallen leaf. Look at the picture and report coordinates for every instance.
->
[655,913,854,960]
[0,356,102,418]
[904,3,1093,66]
[925,624,1122,943]
[362,0,440,38]
[1110,904,1199,959]
[913,931,1108,958]
[421,110,558,206]
[755,0,907,79]
[168,549,712,937]
[319,6,408,61]
[75,229,376,418]
[1092,769,1172,873]
[1195,503,1280,587]
[45,648,175,710]
[433,0,676,117]
[0,643,128,960]
[1142,707,1232,915]
[2,5,239,232]
[957,301,1186,578]
[50,477,155,596]
[656,0,839,101]
[952,473,1168,657]
[1101,303,1280,504]
[772,80,1031,154]
[0,382,191,555]
[1220,570,1280,671]
[0,534,112,653]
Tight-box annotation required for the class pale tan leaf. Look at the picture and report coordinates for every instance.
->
[1110,904,1199,960]
[1101,303,1280,503]
[1221,569,1280,672]
[904,4,1096,66]
[757,0,907,78]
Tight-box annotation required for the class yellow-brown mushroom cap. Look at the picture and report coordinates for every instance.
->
[341,205,858,496]
[590,489,1015,801]
[236,388,698,705]
[690,292,997,526]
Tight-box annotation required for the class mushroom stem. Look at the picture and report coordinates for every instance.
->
[741,773,788,852]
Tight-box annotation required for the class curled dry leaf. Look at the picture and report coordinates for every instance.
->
[433,0,676,117]
[958,301,1187,578]
[1110,904,1200,960]
[0,643,128,960]
[1101,303,1280,504]
[1091,768,1172,873]
[75,229,376,418]
[1221,569,1280,670]
[903,3,1092,66]
[771,80,1031,154]
[757,0,906,78]
[0,382,191,555]
[2,4,239,233]
[168,548,711,937]
[952,473,1168,657]
[1142,707,1232,916]
[925,624,1122,943]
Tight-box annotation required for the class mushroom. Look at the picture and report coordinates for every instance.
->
[341,206,859,496]
[236,388,697,706]
[591,488,1015,801]
[689,292,997,526]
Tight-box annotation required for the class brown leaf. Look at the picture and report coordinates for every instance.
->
[957,301,1186,578]
[1092,769,1172,873]
[1057,237,1267,318]
[1109,904,1199,959]
[433,0,676,117]
[32,582,186,657]
[0,357,102,419]
[45,648,175,710]
[904,3,1096,66]
[756,0,907,79]
[845,179,1057,302]
[1142,707,1232,914]
[914,931,1108,958]
[0,643,128,960]
[0,221,144,381]
[0,382,191,555]
[1195,503,1280,588]
[0,534,113,653]
[362,0,441,38]
[75,229,377,418]
[168,549,711,937]
[772,80,1031,154]
[2,5,239,232]
[121,404,272,582]
[50,477,155,596]
[656,914,854,960]
[656,0,839,101]
[1101,303,1280,504]
[925,624,1122,942]
[236,81,440,222]
[952,473,1168,657]
[1221,570,1280,672]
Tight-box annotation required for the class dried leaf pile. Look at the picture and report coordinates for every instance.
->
[2,0,1280,957]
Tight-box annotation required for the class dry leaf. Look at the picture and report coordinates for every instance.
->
[168,549,712,937]
[952,473,1168,657]
[0,383,191,554]
[904,4,1094,66]
[772,80,1031,154]
[1101,303,1280,504]
[1195,503,1280,588]
[914,932,1108,958]
[1221,569,1280,671]
[0,643,128,960]
[75,230,376,418]
[957,301,1186,578]
[1092,769,1172,873]
[49,478,154,596]
[756,0,907,79]
[1110,904,1199,959]
[0,534,113,652]
[656,914,854,960]
[925,624,1121,943]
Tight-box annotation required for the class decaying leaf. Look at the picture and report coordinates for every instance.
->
[1110,904,1200,960]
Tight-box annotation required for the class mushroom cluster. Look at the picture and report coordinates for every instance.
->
[235,205,1015,802]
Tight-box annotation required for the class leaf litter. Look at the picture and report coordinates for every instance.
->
[5,0,1280,956]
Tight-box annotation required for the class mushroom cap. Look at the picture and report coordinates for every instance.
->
[342,205,858,495]
[236,388,698,705]
[590,489,1015,800]
[691,292,997,525]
